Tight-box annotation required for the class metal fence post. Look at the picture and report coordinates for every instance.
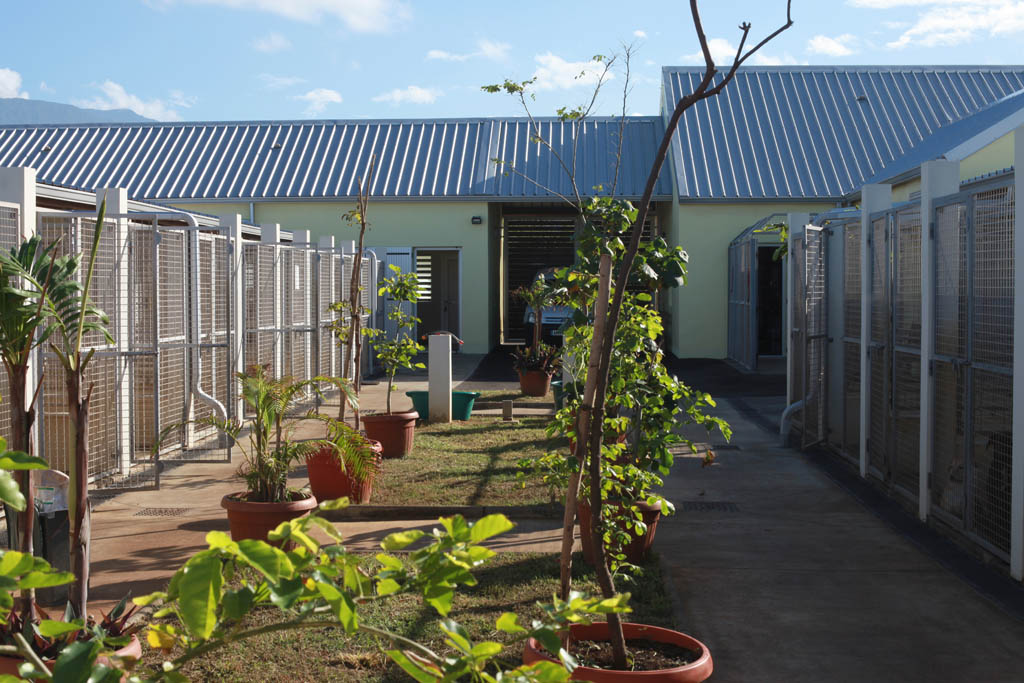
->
[222,214,245,422]
[97,187,131,473]
[918,161,960,521]
[860,185,892,478]
[294,230,312,382]
[1011,127,1024,580]
[261,223,282,378]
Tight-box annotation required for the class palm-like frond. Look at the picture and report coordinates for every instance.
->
[0,236,80,368]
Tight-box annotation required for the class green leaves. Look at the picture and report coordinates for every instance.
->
[316,581,357,633]
[0,471,25,511]
[469,514,515,543]
[496,612,527,634]
[381,529,425,551]
[177,552,222,640]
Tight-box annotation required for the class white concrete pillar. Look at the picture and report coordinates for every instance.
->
[428,334,452,423]
[860,185,893,478]
[917,161,960,521]
[97,188,132,472]
[1011,126,1024,580]
[261,223,282,378]
[339,240,356,254]
[785,212,809,410]
[221,214,246,421]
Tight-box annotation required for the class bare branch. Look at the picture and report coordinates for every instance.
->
[493,160,577,208]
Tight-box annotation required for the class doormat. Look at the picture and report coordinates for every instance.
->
[678,501,739,512]
[133,507,189,517]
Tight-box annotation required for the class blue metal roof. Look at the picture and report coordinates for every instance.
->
[0,117,671,202]
[662,65,1024,200]
[861,87,1024,186]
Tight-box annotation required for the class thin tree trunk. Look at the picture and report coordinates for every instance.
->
[558,255,611,603]
[68,373,91,617]
[8,363,36,623]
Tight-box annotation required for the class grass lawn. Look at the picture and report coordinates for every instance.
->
[142,552,676,682]
[370,417,563,507]
[474,390,553,405]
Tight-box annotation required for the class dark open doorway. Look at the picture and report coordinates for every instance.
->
[757,246,783,356]
[415,250,460,342]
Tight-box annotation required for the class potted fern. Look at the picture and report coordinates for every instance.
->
[304,418,382,505]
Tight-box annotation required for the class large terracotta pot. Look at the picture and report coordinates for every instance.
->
[306,440,383,504]
[0,634,143,676]
[523,622,713,683]
[518,369,552,397]
[362,411,418,458]
[577,499,662,565]
[220,491,318,542]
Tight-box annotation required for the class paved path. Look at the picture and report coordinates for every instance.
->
[658,389,1024,682]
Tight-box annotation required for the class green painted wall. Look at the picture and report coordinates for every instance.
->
[173,200,495,354]
[667,201,832,359]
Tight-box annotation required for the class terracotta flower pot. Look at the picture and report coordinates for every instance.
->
[306,440,383,505]
[362,411,418,458]
[518,369,552,397]
[220,491,318,542]
[0,634,142,676]
[523,622,713,683]
[577,499,662,565]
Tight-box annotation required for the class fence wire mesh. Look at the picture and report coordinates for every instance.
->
[803,227,827,448]
[0,203,18,443]
[789,237,805,423]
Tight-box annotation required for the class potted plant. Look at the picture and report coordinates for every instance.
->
[511,342,561,397]
[156,365,352,541]
[305,419,382,505]
[0,596,143,676]
[361,264,424,458]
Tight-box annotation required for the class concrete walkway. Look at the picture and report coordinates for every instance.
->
[659,387,1024,682]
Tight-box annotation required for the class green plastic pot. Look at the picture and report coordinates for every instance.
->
[405,390,481,421]
[551,380,564,410]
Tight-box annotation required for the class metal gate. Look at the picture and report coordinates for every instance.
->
[867,213,891,481]
[891,206,922,499]
[841,220,861,463]
[727,238,757,371]
[930,181,1015,559]
[789,234,805,433]
[244,243,279,379]
[803,226,828,448]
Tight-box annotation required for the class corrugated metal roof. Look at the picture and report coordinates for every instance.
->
[0,117,671,202]
[662,65,1024,200]
[860,87,1024,187]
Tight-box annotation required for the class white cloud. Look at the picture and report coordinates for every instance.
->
[633,29,647,39]
[175,0,409,32]
[530,53,613,91]
[427,38,509,62]
[294,87,342,115]
[0,68,28,99]
[807,33,858,56]
[259,73,306,89]
[682,37,802,66]
[39,81,54,94]
[169,89,197,108]
[252,32,291,52]
[849,0,1024,49]
[372,85,440,105]
[74,81,181,121]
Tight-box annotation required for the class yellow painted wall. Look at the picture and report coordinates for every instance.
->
[959,130,1015,181]
[668,201,832,359]
[892,178,921,204]
[172,200,495,354]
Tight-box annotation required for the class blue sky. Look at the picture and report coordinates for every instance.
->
[2,1,1023,122]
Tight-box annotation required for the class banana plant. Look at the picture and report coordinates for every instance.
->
[0,231,81,624]
[46,199,114,619]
